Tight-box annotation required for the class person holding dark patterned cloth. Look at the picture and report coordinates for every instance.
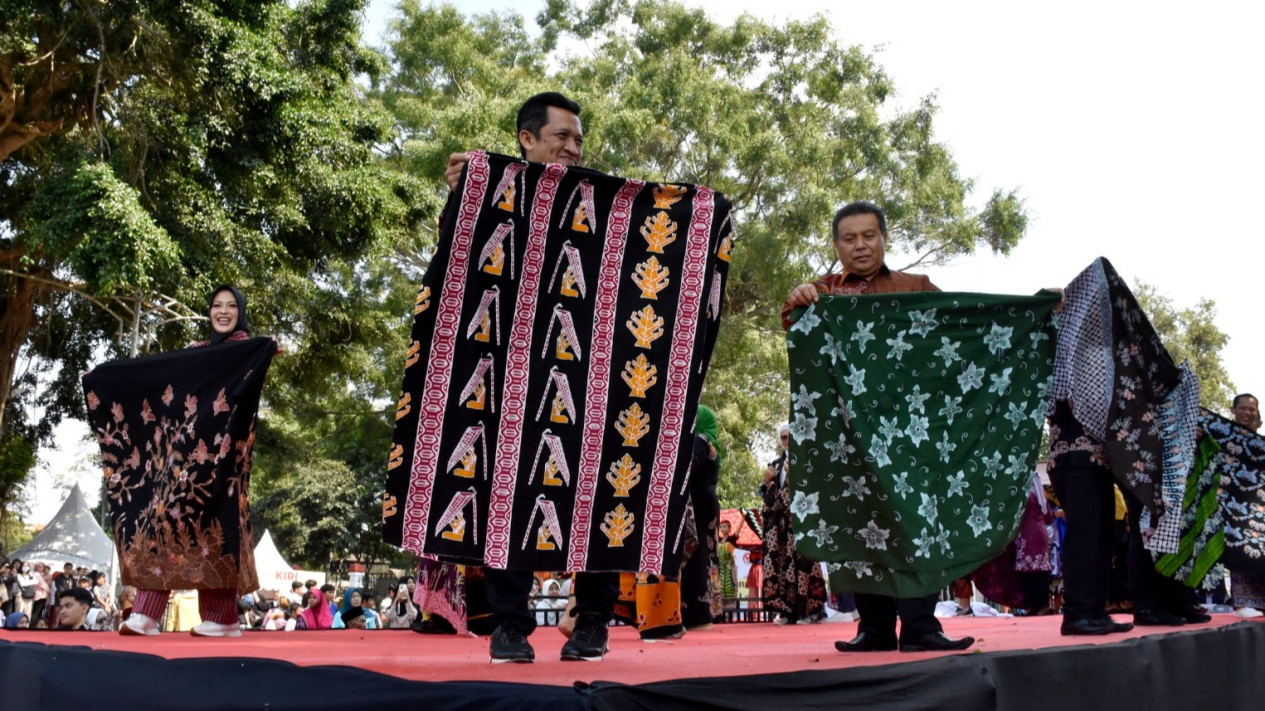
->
[759,424,828,625]
[1228,393,1265,618]
[114,285,266,638]
[444,92,620,664]
[783,201,974,653]
[1046,401,1138,635]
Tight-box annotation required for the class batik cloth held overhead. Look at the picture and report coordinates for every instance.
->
[382,151,734,575]
[786,291,1059,598]
[1051,257,1192,550]
[81,338,275,594]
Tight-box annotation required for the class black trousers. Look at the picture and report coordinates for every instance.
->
[484,568,619,635]
[1047,457,1115,622]
[854,592,942,643]
[1125,492,1196,614]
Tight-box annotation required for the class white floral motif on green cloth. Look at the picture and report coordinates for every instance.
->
[785,291,1059,597]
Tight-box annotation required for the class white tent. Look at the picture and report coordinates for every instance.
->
[253,530,324,591]
[11,483,116,580]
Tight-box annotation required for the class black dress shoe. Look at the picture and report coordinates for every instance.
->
[1061,617,1114,636]
[1133,608,1186,626]
[834,632,898,652]
[900,632,975,652]
[1181,607,1212,624]
[1091,612,1135,633]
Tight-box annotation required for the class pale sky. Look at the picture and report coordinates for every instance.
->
[361,0,1265,392]
[22,0,1264,525]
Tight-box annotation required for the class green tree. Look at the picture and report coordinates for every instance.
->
[1134,282,1235,412]
[377,0,1029,506]
[1,1,425,539]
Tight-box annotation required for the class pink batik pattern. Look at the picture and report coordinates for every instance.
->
[485,163,566,568]
[568,179,644,570]
[401,151,491,553]
[639,186,715,574]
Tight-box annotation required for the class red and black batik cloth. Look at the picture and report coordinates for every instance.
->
[81,337,275,594]
[382,151,734,575]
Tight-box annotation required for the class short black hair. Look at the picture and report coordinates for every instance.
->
[832,201,888,240]
[516,92,582,158]
[1234,393,1258,407]
[64,587,93,606]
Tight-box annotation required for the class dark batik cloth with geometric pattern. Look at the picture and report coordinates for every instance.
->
[1188,411,1265,603]
[81,337,274,594]
[786,291,1059,598]
[1051,257,1194,552]
[382,151,733,574]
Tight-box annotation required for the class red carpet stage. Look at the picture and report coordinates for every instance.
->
[3,615,1263,710]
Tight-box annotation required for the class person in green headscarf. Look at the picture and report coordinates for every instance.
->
[694,404,722,466]
[680,405,725,629]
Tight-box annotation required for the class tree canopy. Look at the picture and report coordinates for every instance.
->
[377,0,1030,506]
[1134,282,1235,412]
[0,0,424,565]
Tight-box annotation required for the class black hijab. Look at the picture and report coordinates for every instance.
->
[208,285,251,344]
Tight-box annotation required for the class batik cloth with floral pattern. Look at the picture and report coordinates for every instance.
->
[1051,258,1188,546]
[1188,411,1265,590]
[81,337,275,594]
[760,463,827,620]
[1153,422,1223,589]
[786,291,1058,598]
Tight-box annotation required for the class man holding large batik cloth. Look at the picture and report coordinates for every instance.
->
[382,93,733,663]
[1191,407,1265,611]
[1049,257,1206,634]
[783,201,1059,652]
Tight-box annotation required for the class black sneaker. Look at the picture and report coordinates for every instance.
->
[560,612,609,661]
[489,624,534,663]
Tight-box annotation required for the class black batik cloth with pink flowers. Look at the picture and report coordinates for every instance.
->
[81,337,275,594]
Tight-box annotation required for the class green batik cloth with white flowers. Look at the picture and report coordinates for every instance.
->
[785,291,1059,598]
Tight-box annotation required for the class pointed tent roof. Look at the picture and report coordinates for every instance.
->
[10,484,115,571]
[253,530,296,591]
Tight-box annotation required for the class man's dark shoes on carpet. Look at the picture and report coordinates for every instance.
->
[1093,613,1135,633]
[1181,606,1213,624]
[489,624,534,663]
[899,632,975,652]
[1061,616,1133,636]
[833,632,898,652]
[1133,608,1186,626]
[560,612,609,661]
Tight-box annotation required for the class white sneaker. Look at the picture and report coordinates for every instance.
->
[119,613,160,636]
[190,620,242,637]
[1234,607,1263,618]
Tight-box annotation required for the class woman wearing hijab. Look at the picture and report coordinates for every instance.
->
[680,405,724,629]
[5,611,29,629]
[761,423,828,625]
[332,588,378,630]
[114,285,268,639]
[295,589,333,630]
